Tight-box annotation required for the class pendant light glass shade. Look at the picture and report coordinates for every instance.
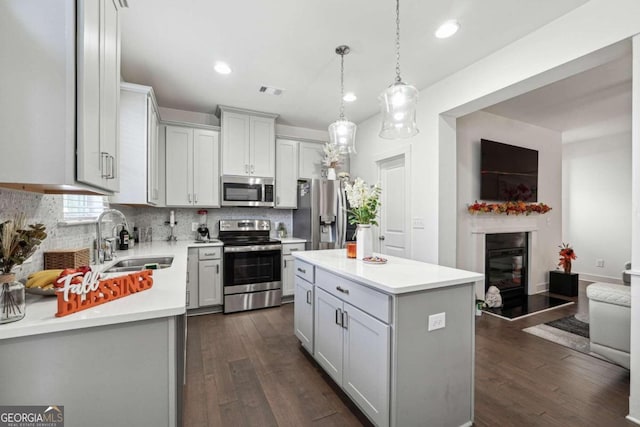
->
[328,45,357,154]
[379,0,419,139]
[329,119,357,154]
[379,81,419,139]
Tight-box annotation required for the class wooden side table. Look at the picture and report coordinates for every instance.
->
[549,271,579,296]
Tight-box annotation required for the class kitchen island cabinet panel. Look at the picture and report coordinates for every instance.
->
[314,288,344,383]
[294,276,314,353]
[293,250,482,427]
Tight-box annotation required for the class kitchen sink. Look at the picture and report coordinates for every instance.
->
[103,256,174,273]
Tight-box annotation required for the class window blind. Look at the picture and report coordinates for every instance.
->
[62,195,109,221]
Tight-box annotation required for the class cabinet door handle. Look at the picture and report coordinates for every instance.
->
[276,196,280,205]
[109,155,116,179]
[251,165,255,174]
[216,264,219,274]
[186,290,190,306]
[289,248,299,252]
[342,310,348,330]
[194,193,198,204]
[186,271,189,283]
[336,286,349,295]
[101,152,109,178]
[284,259,287,268]
[188,193,192,203]
[306,289,311,305]
[297,267,306,274]
[245,164,249,174]
[335,308,343,326]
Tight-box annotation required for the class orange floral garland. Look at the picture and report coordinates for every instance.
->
[467,200,552,216]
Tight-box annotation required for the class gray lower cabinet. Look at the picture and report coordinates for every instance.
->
[186,246,222,310]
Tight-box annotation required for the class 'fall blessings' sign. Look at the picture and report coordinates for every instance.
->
[55,270,154,317]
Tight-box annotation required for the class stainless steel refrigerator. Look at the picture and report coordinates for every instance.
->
[293,179,356,251]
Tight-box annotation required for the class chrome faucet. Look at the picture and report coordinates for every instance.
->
[95,209,130,264]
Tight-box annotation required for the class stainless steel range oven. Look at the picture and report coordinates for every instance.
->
[218,219,282,313]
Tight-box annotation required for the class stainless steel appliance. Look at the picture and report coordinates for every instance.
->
[221,175,275,207]
[292,179,356,251]
[219,219,282,313]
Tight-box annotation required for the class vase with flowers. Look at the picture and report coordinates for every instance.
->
[344,178,381,260]
[0,214,47,324]
[558,243,576,274]
[322,142,343,180]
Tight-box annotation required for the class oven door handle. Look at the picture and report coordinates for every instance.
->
[223,244,282,253]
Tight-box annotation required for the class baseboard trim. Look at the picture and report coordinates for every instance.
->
[626,414,640,425]
[576,272,622,285]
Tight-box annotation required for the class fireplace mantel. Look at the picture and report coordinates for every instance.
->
[470,215,539,234]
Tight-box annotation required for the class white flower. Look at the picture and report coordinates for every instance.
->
[322,142,342,168]
[344,178,381,225]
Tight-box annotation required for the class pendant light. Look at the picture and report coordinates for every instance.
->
[379,0,419,139]
[328,45,357,154]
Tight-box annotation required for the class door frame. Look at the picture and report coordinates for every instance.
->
[374,145,412,259]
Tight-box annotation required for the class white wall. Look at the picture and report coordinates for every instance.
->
[158,107,329,141]
[562,131,632,282]
[351,0,640,266]
[456,111,562,292]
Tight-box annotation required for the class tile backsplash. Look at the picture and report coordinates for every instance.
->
[0,188,292,280]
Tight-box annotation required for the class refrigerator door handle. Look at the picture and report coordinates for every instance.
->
[337,183,346,248]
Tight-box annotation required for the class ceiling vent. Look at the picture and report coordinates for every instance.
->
[259,86,284,96]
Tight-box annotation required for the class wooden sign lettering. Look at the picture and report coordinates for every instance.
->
[55,270,154,317]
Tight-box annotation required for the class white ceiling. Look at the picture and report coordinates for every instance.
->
[483,52,632,141]
[120,0,588,130]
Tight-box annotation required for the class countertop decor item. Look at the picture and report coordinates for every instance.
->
[344,178,381,260]
[467,200,552,215]
[558,242,577,274]
[0,214,47,324]
[363,256,387,264]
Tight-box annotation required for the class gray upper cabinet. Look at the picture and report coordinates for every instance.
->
[218,106,278,178]
[0,0,126,194]
[111,83,161,205]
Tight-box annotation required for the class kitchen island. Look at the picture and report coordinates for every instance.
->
[0,240,220,427]
[292,249,483,427]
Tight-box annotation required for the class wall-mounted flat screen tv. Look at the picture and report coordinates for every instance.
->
[480,139,538,202]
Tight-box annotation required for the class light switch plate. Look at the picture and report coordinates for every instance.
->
[428,312,446,331]
[412,217,425,229]
[192,222,198,232]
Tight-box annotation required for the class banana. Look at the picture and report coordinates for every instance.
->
[26,270,63,289]
[26,269,63,283]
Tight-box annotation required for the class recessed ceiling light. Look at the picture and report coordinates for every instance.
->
[435,20,460,39]
[214,61,231,74]
[343,92,357,102]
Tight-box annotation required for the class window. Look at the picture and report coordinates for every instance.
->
[62,195,109,223]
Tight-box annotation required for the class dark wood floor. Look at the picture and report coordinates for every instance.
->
[184,291,632,427]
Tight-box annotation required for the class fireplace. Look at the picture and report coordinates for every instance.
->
[485,232,528,304]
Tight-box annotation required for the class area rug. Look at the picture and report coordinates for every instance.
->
[523,315,596,357]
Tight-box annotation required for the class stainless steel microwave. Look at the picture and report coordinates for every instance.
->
[221,176,275,207]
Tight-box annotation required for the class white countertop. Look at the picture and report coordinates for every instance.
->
[0,240,222,341]
[292,249,483,295]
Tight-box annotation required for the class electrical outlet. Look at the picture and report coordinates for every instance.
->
[596,258,604,268]
[192,222,199,232]
[428,312,446,331]
[412,217,425,229]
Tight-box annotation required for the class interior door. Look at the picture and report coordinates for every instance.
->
[378,155,408,257]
